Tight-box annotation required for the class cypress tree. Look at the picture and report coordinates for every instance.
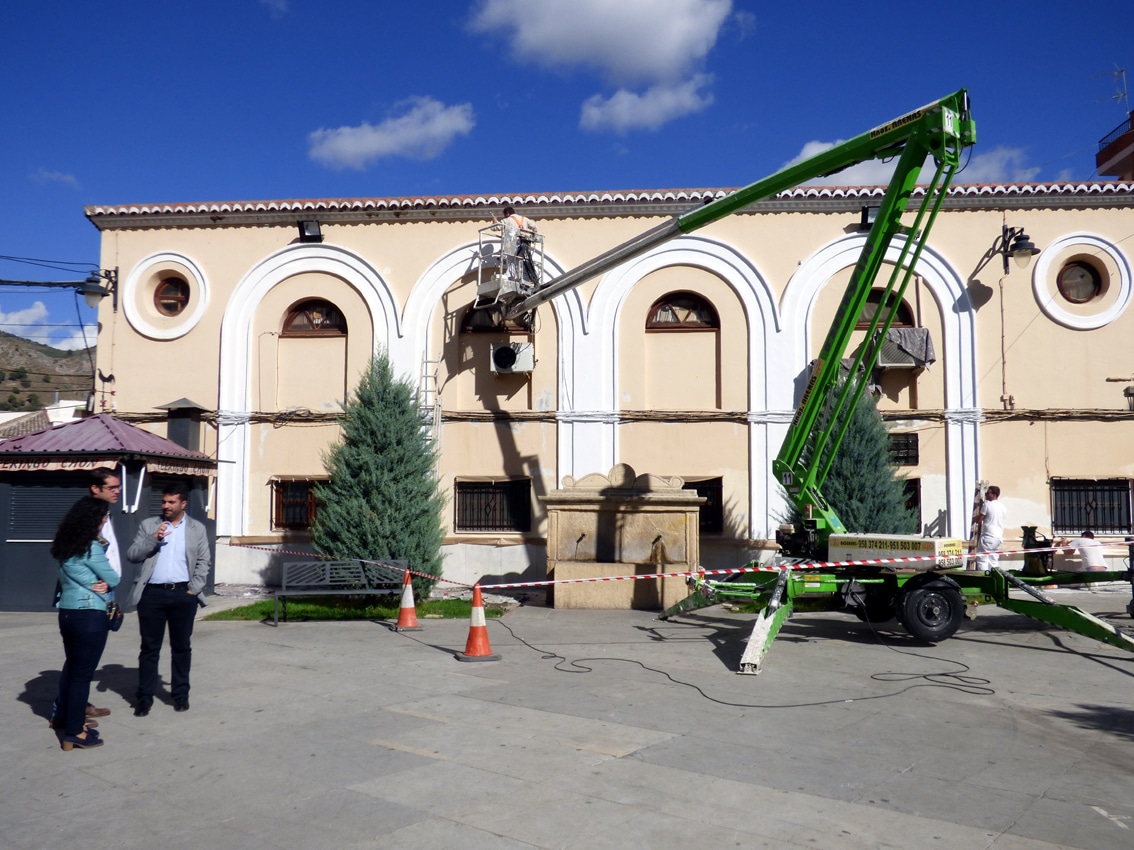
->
[820,387,917,533]
[312,352,445,597]
[789,380,917,535]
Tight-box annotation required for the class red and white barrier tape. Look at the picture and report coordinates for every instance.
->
[476,544,1126,591]
[224,540,1125,593]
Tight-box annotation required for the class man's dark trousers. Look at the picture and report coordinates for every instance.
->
[135,584,197,705]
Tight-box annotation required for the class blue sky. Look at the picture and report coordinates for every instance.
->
[2,0,1131,350]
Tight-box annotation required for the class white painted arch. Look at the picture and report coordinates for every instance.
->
[779,232,979,539]
[580,235,782,538]
[216,243,399,536]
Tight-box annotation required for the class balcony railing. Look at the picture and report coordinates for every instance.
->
[1098,115,1133,152]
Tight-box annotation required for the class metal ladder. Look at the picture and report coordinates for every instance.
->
[418,357,442,456]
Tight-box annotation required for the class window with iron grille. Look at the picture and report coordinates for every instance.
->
[454,479,532,532]
[1050,478,1132,534]
[888,432,919,466]
[645,291,719,330]
[682,477,724,534]
[903,478,921,518]
[272,480,322,530]
[281,300,346,336]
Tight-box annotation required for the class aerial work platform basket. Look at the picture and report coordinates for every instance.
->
[473,220,545,310]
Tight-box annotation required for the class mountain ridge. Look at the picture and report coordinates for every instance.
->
[0,331,94,411]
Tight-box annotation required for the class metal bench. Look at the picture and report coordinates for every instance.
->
[272,559,406,625]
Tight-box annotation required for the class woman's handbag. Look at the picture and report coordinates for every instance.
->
[106,600,124,632]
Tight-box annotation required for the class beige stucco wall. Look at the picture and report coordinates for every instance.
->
[88,185,1134,587]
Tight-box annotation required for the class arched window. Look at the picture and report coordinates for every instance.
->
[274,299,349,411]
[856,289,915,329]
[645,292,719,330]
[282,300,347,336]
[642,290,721,409]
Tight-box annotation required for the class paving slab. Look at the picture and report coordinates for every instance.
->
[3,585,1134,850]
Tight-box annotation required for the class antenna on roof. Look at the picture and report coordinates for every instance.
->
[1092,64,1129,114]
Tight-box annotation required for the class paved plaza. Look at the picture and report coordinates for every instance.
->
[4,585,1134,849]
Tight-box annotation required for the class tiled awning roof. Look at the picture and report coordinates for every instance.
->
[0,413,215,475]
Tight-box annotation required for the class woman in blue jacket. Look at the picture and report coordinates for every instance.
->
[52,496,119,750]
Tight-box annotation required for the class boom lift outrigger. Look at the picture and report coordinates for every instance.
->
[481,90,1134,670]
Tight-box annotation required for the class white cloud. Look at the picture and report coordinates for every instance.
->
[959,147,1041,183]
[259,0,288,18]
[580,75,714,133]
[471,0,732,133]
[29,168,80,189]
[780,140,899,186]
[308,97,475,171]
[0,301,55,347]
[470,0,731,85]
[0,301,49,333]
[782,141,1041,187]
[48,326,98,352]
[0,301,95,350]
[730,9,757,39]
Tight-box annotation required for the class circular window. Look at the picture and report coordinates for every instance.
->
[123,252,208,340]
[154,278,190,315]
[1056,262,1101,304]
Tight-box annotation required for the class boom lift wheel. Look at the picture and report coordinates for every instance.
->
[897,578,964,643]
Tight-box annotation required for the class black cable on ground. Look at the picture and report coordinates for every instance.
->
[491,616,994,710]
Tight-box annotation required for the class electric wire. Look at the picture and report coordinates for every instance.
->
[489,614,994,710]
[0,254,98,275]
[72,290,96,379]
[858,615,993,694]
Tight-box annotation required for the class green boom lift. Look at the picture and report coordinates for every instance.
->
[491,90,1134,671]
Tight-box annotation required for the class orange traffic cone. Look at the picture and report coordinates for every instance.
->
[456,585,500,662]
[394,571,423,631]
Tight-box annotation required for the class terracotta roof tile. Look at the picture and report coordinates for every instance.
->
[0,409,51,440]
[84,182,1134,219]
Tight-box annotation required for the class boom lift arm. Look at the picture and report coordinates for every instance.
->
[774,99,972,557]
[504,92,975,554]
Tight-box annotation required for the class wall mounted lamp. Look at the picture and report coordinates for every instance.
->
[0,267,118,311]
[297,220,324,243]
[1125,386,1134,412]
[78,268,119,311]
[999,225,1040,274]
[859,205,879,231]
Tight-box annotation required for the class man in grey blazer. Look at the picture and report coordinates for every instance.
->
[126,481,210,716]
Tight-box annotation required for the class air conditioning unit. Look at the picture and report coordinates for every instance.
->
[490,342,535,374]
[874,327,933,370]
[875,336,919,369]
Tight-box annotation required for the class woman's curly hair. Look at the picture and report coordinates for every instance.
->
[51,496,109,562]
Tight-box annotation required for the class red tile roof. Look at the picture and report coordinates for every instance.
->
[83,182,1134,220]
[0,409,51,440]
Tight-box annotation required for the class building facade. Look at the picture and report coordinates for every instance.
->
[85,182,1134,587]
